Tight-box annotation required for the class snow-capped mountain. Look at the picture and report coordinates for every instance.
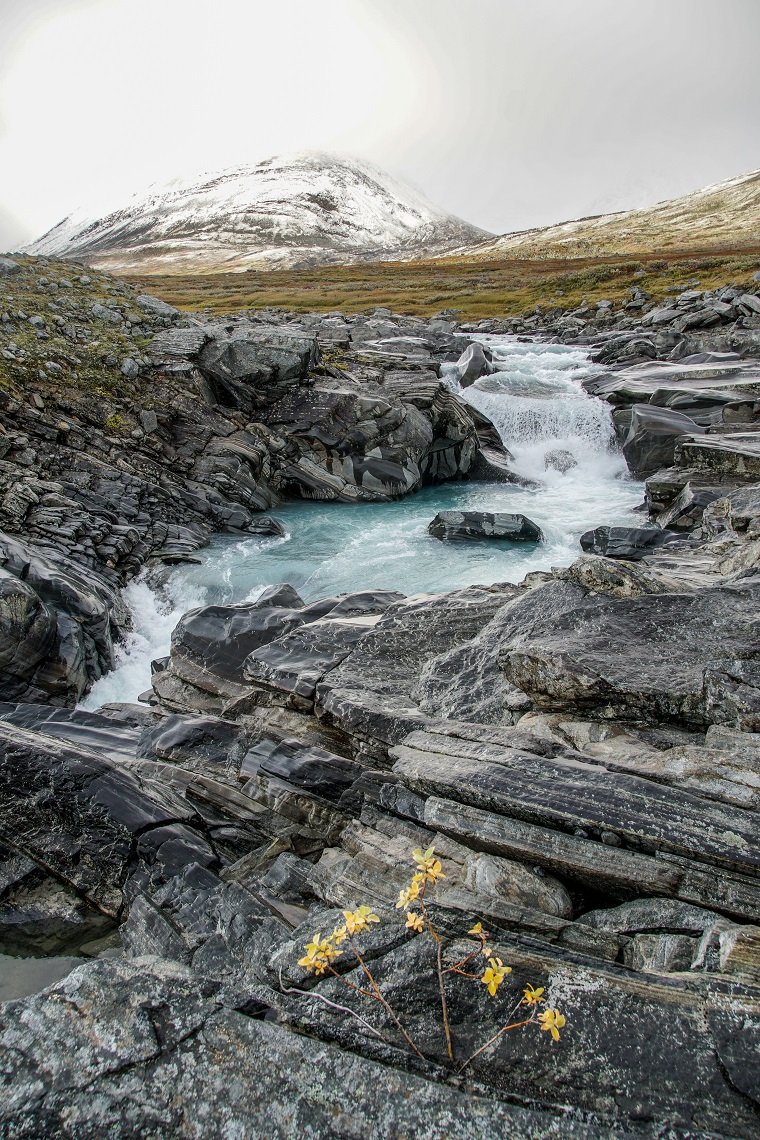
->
[25,153,493,273]
[455,167,760,261]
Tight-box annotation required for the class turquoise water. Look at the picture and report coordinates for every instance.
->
[83,338,644,707]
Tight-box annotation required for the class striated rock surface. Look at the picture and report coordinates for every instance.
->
[4,258,760,1136]
[0,257,514,703]
[428,510,542,543]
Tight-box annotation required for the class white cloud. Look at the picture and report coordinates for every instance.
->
[1,0,759,242]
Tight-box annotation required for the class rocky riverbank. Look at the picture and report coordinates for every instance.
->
[0,256,512,704]
[1,255,760,1138]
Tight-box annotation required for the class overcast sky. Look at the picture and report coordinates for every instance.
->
[1,0,759,250]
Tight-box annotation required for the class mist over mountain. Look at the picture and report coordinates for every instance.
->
[24,152,493,273]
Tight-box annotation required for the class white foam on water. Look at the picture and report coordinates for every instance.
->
[84,337,644,705]
[80,574,207,709]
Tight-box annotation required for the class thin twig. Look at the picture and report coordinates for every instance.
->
[458,1001,535,1073]
[350,937,424,1058]
[420,897,453,1062]
[278,969,385,1039]
[443,946,482,975]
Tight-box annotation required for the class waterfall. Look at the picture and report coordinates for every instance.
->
[80,337,643,708]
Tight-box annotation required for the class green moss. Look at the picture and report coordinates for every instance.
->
[104,413,128,434]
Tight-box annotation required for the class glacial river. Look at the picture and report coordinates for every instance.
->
[83,337,644,708]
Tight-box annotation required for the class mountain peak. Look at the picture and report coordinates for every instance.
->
[25,152,493,273]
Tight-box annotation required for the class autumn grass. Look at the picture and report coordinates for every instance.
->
[124,246,760,322]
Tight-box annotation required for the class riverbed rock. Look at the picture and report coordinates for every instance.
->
[492,577,760,727]
[622,404,704,477]
[579,525,681,560]
[428,511,542,543]
[454,342,494,387]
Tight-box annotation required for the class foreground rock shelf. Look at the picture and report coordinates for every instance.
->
[2,490,760,1135]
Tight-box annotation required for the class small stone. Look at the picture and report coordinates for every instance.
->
[0,258,20,276]
[120,357,139,379]
[601,831,622,847]
[139,409,158,434]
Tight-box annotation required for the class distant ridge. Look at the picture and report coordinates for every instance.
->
[24,152,493,274]
[453,167,760,261]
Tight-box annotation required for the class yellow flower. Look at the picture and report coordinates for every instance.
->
[468,922,485,937]
[405,911,424,932]
[481,957,511,997]
[412,846,445,884]
[395,880,421,910]
[332,925,348,945]
[538,1008,566,1041]
[343,906,380,937]
[297,932,342,975]
[523,985,545,1005]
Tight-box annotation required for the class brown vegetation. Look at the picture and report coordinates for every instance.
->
[126,246,760,321]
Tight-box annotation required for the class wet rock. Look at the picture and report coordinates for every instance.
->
[241,737,365,802]
[544,448,578,473]
[0,571,56,698]
[579,525,681,560]
[0,874,114,956]
[622,404,704,478]
[428,511,542,543]
[0,530,120,702]
[169,596,308,689]
[245,515,285,537]
[0,719,195,915]
[0,702,142,762]
[454,342,494,387]
[137,714,249,778]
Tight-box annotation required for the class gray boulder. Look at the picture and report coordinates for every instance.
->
[135,294,179,319]
[495,578,760,728]
[0,531,120,703]
[428,510,542,543]
[455,342,494,387]
[198,327,319,412]
[579,525,681,560]
[622,404,704,478]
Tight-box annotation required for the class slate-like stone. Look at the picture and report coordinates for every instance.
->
[428,510,542,543]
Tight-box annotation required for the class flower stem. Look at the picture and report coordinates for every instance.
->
[349,937,424,1059]
[420,899,454,1062]
[458,1007,535,1072]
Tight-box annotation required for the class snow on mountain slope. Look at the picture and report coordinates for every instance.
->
[25,152,493,273]
[454,167,760,261]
